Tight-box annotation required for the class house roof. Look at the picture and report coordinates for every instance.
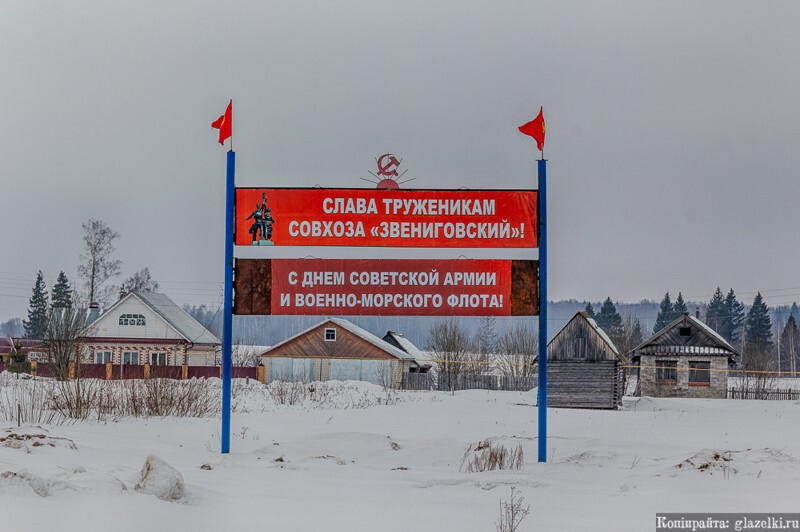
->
[632,313,738,358]
[0,337,45,354]
[383,331,425,360]
[263,317,418,362]
[88,291,220,346]
[547,311,627,363]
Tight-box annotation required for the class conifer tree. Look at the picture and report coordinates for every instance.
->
[23,270,48,339]
[51,271,73,309]
[7,341,30,374]
[706,287,726,335]
[584,302,596,319]
[779,316,799,376]
[653,292,674,334]
[673,292,688,317]
[723,289,746,346]
[790,302,799,324]
[744,292,772,359]
[595,297,623,345]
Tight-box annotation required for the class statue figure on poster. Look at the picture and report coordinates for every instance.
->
[246,193,275,244]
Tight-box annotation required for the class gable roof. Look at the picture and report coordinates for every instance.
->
[264,317,417,361]
[383,331,425,360]
[548,311,626,363]
[632,313,738,357]
[88,291,220,345]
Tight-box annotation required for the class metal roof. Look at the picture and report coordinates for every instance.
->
[133,291,221,346]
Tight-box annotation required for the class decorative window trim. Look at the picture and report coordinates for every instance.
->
[94,351,112,364]
[150,352,167,366]
[122,351,139,365]
[324,328,336,342]
[119,313,146,326]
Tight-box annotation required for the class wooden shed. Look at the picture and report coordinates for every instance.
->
[260,318,420,388]
[546,312,627,409]
[631,313,737,399]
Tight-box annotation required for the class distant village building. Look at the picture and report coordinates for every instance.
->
[546,312,627,409]
[81,291,221,367]
[0,337,45,365]
[260,318,422,388]
[631,313,737,399]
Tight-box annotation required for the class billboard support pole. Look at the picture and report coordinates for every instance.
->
[221,149,235,454]
[537,157,547,463]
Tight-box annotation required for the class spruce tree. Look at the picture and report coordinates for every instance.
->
[779,316,799,375]
[7,341,30,374]
[51,271,73,309]
[653,292,674,334]
[790,302,799,324]
[23,270,48,339]
[584,302,596,319]
[723,289,746,346]
[595,297,623,345]
[745,292,772,358]
[673,292,688,317]
[706,287,726,335]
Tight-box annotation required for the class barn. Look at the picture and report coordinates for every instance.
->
[260,318,421,388]
[546,312,627,409]
[631,313,737,399]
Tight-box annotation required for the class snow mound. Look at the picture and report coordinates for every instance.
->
[135,455,185,501]
[675,449,738,475]
[0,431,78,453]
[1,469,50,497]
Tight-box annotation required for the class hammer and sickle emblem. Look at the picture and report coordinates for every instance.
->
[376,153,401,177]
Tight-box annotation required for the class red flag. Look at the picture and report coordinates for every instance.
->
[211,100,232,145]
[518,107,545,151]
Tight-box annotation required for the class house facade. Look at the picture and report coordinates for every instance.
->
[81,291,221,367]
[632,313,736,399]
[546,312,627,409]
[260,318,421,388]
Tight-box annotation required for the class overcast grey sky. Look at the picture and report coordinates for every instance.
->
[2,1,799,322]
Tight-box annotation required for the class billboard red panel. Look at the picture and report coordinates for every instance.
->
[235,188,537,248]
[233,258,538,316]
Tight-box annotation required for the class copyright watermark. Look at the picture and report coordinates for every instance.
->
[656,514,800,532]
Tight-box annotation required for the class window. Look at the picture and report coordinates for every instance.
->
[574,337,586,359]
[94,351,112,364]
[151,352,167,365]
[679,327,691,337]
[656,360,677,384]
[119,314,146,326]
[122,351,139,365]
[689,361,711,386]
[324,328,336,341]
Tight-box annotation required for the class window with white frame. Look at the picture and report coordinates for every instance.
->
[122,351,139,365]
[324,328,336,341]
[119,314,146,326]
[150,352,167,365]
[94,351,112,364]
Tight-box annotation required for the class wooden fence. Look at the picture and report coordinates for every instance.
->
[4,362,260,382]
[402,373,536,391]
[727,388,800,400]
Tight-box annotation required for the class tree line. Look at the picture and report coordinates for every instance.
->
[18,219,159,340]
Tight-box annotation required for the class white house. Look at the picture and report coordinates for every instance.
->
[81,291,221,367]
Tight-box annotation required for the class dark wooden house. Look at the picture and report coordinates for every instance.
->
[631,313,737,399]
[546,312,627,409]
[260,318,420,388]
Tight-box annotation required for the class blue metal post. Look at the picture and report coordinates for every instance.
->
[537,158,547,463]
[221,150,235,454]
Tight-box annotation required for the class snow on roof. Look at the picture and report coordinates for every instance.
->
[263,318,418,361]
[133,291,221,345]
[632,313,738,355]
[384,331,425,359]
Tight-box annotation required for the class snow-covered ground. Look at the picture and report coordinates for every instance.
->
[2,378,800,531]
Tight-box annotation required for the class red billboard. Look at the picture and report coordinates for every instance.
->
[233,258,538,316]
[235,188,537,248]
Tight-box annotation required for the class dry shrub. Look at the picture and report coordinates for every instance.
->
[117,379,216,418]
[0,374,59,425]
[461,440,524,473]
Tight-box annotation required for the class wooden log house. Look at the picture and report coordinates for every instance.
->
[546,312,627,409]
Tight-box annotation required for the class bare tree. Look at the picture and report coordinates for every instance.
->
[476,315,499,361]
[78,219,122,306]
[118,267,160,299]
[43,306,90,381]
[497,324,538,377]
[426,319,480,377]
